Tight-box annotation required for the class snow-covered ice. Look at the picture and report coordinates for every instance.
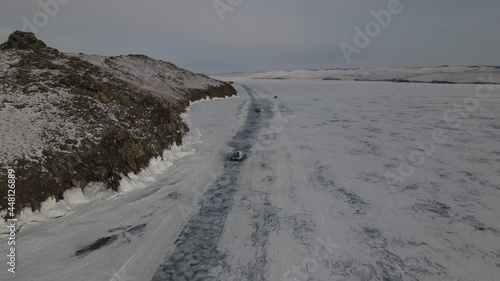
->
[1,79,499,281]
[233,66,500,84]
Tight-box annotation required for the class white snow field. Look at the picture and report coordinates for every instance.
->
[233,66,500,84]
[1,79,499,281]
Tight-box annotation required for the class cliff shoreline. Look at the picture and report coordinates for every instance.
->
[0,31,237,217]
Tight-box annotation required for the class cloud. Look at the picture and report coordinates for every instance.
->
[1,0,499,73]
[42,0,314,49]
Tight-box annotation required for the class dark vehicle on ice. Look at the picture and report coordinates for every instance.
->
[230,150,246,161]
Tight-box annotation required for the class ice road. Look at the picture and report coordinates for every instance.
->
[1,79,499,281]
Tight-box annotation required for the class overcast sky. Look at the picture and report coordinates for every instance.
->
[1,0,499,73]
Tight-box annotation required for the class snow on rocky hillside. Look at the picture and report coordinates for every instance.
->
[0,42,100,169]
[68,53,221,101]
[0,31,236,217]
[237,66,500,84]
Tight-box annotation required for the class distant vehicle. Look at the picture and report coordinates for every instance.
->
[273,96,278,99]
[254,108,261,112]
[230,150,246,161]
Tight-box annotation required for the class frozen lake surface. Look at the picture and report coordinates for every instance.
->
[2,79,499,281]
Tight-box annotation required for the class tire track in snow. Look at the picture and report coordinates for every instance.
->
[151,85,274,281]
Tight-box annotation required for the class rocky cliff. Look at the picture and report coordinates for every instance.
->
[0,31,236,217]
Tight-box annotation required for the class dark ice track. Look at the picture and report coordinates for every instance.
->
[152,85,274,281]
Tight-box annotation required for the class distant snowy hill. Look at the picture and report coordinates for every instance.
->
[0,31,236,217]
[237,66,500,84]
